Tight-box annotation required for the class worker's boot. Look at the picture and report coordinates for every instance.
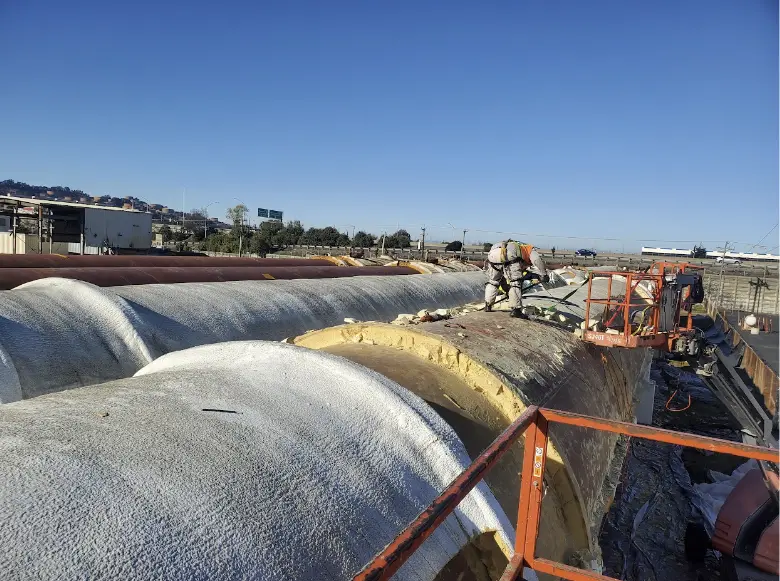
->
[484,302,492,312]
[510,308,528,320]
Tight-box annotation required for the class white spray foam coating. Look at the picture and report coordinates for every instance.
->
[115,272,484,354]
[0,341,21,402]
[0,277,153,402]
[0,272,483,401]
[0,341,515,580]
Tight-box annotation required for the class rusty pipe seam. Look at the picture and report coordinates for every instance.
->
[0,255,336,268]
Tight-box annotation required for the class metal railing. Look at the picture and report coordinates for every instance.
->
[707,302,779,419]
[352,406,777,581]
[582,270,667,349]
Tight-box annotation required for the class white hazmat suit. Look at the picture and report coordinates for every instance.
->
[485,241,548,312]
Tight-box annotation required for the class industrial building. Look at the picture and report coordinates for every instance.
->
[0,195,152,254]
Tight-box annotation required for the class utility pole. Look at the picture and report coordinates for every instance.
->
[381,232,386,256]
[462,229,467,260]
[238,208,244,257]
[37,205,42,254]
[420,226,426,259]
[232,198,247,257]
[202,202,219,249]
[718,241,731,309]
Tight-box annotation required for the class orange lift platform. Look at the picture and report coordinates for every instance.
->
[582,262,705,354]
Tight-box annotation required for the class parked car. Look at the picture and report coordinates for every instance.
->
[716,256,741,265]
[575,249,597,257]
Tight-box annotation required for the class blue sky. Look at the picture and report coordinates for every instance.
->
[1,0,777,251]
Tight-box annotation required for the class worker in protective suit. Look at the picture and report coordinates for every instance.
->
[485,240,549,318]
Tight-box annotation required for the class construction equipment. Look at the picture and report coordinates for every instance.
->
[713,467,779,575]
[581,262,705,354]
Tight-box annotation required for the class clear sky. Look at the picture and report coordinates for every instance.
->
[1,0,777,252]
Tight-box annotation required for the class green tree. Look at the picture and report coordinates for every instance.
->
[281,220,305,246]
[352,231,376,248]
[253,220,304,248]
[225,204,249,228]
[183,208,208,240]
[384,229,411,248]
[257,220,284,246]
[248,234,271,256]
[445,240,463,251]
[159,225,173,243]
[483,242,492,252]
[203,232,238,254]
[321,226,344,246]
[299,226,345,246]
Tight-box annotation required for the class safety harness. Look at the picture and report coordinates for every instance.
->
[493,240,533,266]
[487,241,536,289]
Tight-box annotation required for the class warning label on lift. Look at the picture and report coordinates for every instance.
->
[533,446,544,478]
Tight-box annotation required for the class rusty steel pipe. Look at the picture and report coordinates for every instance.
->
[0,266,418,289]
[0,255,335,268]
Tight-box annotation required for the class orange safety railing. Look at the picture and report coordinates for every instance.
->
[583,262,703,350]
[583,270,668,348]
[352,406,777,581]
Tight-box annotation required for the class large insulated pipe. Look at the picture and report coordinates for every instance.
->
[0,272,484,402]
[0,341,515,581]
[0,265,417,289]
[0,254,336,268]
[294,313,650,570]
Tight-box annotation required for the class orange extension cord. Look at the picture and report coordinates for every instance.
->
[666,388,691,412]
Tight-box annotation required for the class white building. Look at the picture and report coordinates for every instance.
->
[0,196,153,254]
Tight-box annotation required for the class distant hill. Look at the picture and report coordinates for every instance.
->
[1,179,179,221]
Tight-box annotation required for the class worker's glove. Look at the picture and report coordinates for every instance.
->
[541,274,550,284]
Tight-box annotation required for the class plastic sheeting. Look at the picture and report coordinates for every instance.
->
[0,272,484,402]
[599,360,744,580]
[692,460,759,535]
[0,341,519,581]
